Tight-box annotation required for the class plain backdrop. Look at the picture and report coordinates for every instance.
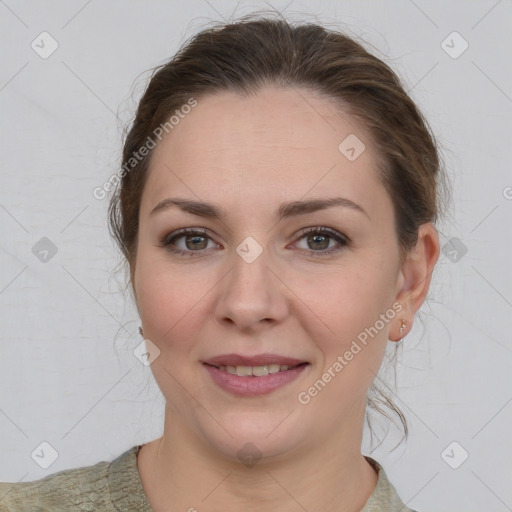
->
[1,1,511,511]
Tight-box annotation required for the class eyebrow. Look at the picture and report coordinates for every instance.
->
[150,196,370,220]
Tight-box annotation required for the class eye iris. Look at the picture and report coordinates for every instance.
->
[185,235,207,250]
[308,234,329,250]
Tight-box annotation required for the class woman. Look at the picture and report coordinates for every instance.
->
[0,14,442,511]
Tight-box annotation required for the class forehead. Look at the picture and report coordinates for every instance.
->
[141,86,389,217]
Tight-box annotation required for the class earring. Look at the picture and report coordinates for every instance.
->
[399,319,406,336]
[138,326,144,337]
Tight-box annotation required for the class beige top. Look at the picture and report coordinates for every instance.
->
[0,445,417,511]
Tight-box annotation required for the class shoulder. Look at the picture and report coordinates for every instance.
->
[361,456,420,512]
[0,458,111,511]
[0,445,150,512]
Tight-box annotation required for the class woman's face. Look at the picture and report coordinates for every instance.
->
[134,86,408,462]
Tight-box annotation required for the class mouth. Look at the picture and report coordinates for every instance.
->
[201,354,310,396]
[203,362,308,377]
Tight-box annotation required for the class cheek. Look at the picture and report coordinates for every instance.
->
[311,262,396,338]
[298,269,394,415]
[134,252,214,353]
[303,256,398,382]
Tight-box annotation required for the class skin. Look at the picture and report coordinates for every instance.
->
[133,86,439,512]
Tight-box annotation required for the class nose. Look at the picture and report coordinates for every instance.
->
[214,247,289,333]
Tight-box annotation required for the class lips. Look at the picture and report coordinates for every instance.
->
[203,353,307,368]
[201,353,310,396]
[203,362,309,396]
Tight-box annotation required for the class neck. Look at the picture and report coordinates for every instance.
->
[137,406,378,512]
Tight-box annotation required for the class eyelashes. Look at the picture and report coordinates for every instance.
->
[291,226,350,256]
[158,226,350,258]
[160,227,217,256]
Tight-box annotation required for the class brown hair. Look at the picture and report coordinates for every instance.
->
[109,13,445,447]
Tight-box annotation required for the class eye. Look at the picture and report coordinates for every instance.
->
[159,228,221,256]
[292,226,350,257]
[158,226,350,258]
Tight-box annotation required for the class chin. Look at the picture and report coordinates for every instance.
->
[196,410,307,466]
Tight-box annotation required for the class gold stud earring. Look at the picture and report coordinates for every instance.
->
[399,319,406,335]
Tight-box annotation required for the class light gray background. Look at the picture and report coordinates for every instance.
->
[1,1,511,510]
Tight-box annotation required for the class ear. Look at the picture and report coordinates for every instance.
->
[390,223,440,341]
